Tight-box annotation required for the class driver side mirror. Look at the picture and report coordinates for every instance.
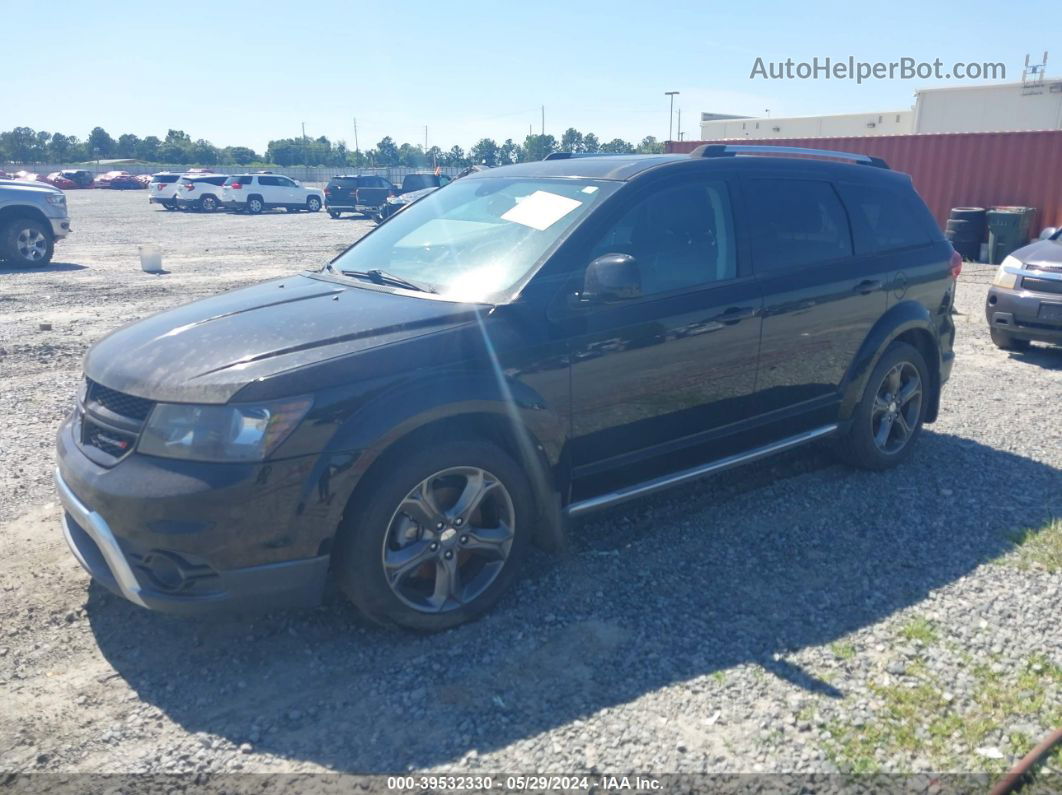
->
[581,253,642,303]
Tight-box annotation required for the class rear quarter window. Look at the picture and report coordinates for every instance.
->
[151,174,180,184]
[837,182,934,254]
[744,178,854,272]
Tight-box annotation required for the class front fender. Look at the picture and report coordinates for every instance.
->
[838,300,940,422]
[290,366,568,552]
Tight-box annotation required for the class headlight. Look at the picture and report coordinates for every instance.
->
[992,255,1022,289]
[46,193,66,206]
[138,397,312,462]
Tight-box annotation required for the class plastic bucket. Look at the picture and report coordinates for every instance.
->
[139,244,163,273]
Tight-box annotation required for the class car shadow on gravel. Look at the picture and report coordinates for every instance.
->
[84,430,1060,772]
[1,262,88,273]
[1009,344,1062,370]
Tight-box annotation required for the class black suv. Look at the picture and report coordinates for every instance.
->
[56,145,958,630]
[324,175,397,218]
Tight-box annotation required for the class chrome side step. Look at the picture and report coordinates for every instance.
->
[564,424,839,518]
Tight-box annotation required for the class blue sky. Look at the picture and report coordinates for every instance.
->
[1,0,1056,154]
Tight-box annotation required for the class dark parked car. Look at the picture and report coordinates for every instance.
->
[57,169,95,188]
[56,145,958,630]
[398,172,452,194]
[985,226,1062,350]
[377,185,440,222]
[324,175,397,218]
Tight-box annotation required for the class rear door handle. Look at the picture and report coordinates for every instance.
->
[854,279,883,295]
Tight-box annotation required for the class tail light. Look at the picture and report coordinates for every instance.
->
[232,183,242,190]
[183,182,195,191]
[950,249,962,279]
[354,189,360,203]
[324,188,331,196]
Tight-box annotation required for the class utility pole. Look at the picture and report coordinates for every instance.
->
[424,125,428,151]
[353,117,359,160]
[301,122,306,139]
[541,105,545,136]
[664,91,679,142]
[677,108,682,141]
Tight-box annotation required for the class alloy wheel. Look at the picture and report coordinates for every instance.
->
[870,361,922,454]
[16,227,47,262]
[381,466,515,613]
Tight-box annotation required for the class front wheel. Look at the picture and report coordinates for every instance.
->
[835,341,929,471]
[163,201,178,211]
[306,196,322,212]
[1,218,54,267]
[246,197,264,215]
[200,195,218,212]
[990,328,1031,352]
[333,440,533,631]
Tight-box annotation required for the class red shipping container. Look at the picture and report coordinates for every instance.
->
[667,131,1062,233]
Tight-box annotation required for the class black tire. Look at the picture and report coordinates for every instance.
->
[835,341,930,471]
[163,201,178,211]
[328,210,341,219]
[333,438,534,631]
[990,328,1031,352]
[1,218,54,267]
[246,196,264,215]
[306,196,322,212]
[945,219,982,239]
[200,195,219,212]
[949,207,986,221]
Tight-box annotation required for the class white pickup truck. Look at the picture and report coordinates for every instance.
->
[0,179,71,267]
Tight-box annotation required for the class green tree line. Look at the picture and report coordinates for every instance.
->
[0,125,665,168]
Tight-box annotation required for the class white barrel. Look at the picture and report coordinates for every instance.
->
[139,244,163,273]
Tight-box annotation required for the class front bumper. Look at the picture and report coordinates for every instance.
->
[55,416,331,615]
[986,286,1062,343]
[48,216,71,240]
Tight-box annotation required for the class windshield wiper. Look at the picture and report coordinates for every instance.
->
[332,266,437,294]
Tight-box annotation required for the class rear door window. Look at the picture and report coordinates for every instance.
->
[259,176,281,186]
[837,182,933,253]
[744,179,854,272]
[152,174,180,184]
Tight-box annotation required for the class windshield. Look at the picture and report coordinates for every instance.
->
[329,176,618,302]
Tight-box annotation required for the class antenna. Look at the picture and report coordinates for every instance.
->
[1022,51,1048,90]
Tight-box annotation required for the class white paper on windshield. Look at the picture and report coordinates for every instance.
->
[501,190,582,231]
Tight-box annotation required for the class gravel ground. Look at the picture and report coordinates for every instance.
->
[0,190,1059,784]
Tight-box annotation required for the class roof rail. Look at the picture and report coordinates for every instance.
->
[690,143,889,169]
[543,152,631,160]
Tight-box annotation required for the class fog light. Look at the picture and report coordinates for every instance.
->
[141,552,186,592]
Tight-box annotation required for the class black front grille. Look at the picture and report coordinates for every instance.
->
[1021,276,1062,295]
[83,418,137,459]
[86,380,154,421]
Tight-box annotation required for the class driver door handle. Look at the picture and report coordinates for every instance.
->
[854,279,883,295]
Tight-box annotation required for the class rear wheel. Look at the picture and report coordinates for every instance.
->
[1,218,54,267]
[328,210,341,219]
[334,439,533,631]
[163,201,178,211]
[306,196,322,212]
[990,328,1031,352]
[247,196,264,215]
[835,342,929,471]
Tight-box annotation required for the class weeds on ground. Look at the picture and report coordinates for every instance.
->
[1009,517,1062,572]
[823,654,1062,774]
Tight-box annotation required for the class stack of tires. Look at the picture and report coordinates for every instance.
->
[945,207,986,262]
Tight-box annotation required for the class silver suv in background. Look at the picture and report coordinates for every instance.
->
[0,179,71,267]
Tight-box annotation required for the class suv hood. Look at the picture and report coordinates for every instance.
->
[1013,237,1062,270]
[84,273,480,403]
